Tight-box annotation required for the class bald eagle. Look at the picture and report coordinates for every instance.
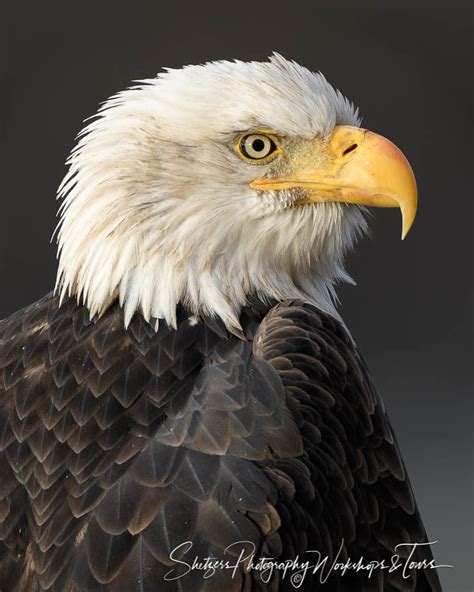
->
[0,55,440,592]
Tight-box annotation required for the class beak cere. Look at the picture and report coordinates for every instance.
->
[250,125,418,239]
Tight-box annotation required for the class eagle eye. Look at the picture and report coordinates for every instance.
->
[237,132,280,162]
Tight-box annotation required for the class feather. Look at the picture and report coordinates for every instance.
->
[0,293,441,591]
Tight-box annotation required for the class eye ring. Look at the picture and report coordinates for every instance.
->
[237,132,280,162]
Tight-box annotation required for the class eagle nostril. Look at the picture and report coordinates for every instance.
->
[342,143,358,156]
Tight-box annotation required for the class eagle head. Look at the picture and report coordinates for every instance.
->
[56,54,417,333]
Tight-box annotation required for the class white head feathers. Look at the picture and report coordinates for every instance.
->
[55,54,366,333]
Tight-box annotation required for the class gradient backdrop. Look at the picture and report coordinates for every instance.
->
[1,1,473,590]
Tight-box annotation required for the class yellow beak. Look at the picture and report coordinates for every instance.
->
[250,126,417,239]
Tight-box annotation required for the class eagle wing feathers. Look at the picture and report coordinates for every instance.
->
[0,295,440,591]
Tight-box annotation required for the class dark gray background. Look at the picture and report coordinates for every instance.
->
[1,1,472,590]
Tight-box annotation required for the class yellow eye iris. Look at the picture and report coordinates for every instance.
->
[237,132,280,162]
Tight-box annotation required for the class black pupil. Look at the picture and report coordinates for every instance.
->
[252,138,265,153]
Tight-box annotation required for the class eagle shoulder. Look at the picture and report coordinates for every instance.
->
[253,299,441,592]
